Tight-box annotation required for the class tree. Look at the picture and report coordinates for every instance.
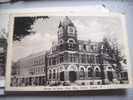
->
[13,16,49,41]
[100,37,126,81]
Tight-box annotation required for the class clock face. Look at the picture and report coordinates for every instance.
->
[67,26,75,36]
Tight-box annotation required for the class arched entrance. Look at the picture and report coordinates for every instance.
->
[59,65,65,81]
[69,71,76,82]
[107,71,113,81]
[68,65,78,83]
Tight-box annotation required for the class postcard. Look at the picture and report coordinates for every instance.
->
[5,11,132,91]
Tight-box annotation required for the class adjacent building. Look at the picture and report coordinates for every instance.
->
[11,51,47,86]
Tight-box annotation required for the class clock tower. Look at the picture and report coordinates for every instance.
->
[57,16,78,51]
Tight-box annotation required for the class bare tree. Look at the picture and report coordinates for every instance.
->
[100,37,127,82]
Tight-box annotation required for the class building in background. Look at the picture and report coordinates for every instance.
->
[11,51,47,86]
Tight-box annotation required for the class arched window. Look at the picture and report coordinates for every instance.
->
[49,70,52,79]
[88,68,93,77]
[67,38,76,49]
[68,65,77,82]
[53,69,56,79]
[94,67,101,77]
[79,67,85,79]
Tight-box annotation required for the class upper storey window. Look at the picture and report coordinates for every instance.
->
[67,38,76,44]
[67,26,75,36]
[59,39,64,45]
[67,38,76,50]
[58,27,63,38]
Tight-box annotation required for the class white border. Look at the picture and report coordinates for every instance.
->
[5,11,133,91]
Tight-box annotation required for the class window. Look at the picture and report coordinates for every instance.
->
[67,26,75,35]
[68,44,74,49]
[87,55,90,63]
[81,55,86,63]
[91,45,94,51]
[42,56,45,64]
[39,59,42,65]
[60,55,64,63]
[67,39,75,49]
[88,68,93,77]
[69,54,76,63]
[90,55,95,63]
[121,72,128,80]
[79,67,85,79]
[83,44,86,50]
[53,69,56,79]
[67,38,75,44]
[95,67,101,77]
[59,39,64,45]
[49,70,52,79]
[96,56,100,64]
[48,58,51,66]
[58,27,63,37]
[52,57,56,65]
[79,45,82,50]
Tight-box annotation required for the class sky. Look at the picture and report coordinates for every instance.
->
[13,16,124,61]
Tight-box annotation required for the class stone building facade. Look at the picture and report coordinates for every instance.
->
[11,52,47,86]
[47,17,117,86]
[11,16,128,86]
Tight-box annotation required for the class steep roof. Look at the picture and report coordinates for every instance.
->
[59,16,74,28]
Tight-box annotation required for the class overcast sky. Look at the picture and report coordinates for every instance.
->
[13,16,124,61]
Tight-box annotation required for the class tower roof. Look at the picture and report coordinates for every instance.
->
[59,16,74,28]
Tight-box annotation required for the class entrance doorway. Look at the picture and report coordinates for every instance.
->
[107,71,113,81]
[69,71,77,82]
[60,71,64,81]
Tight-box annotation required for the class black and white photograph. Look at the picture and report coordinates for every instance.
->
[0,14,9,87]
[6,12,132,91]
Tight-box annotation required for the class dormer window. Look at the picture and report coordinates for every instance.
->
[67,26,75,36]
